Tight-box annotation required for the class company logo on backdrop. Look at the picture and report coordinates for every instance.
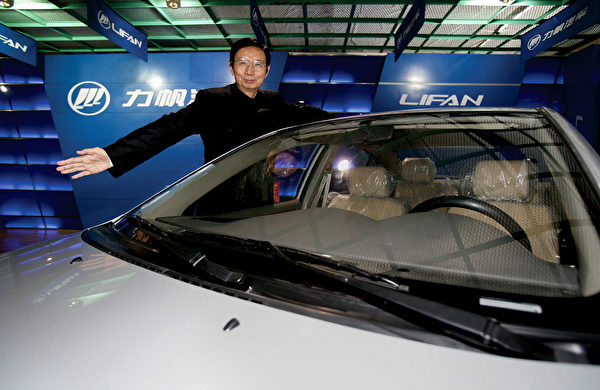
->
[67,81,199,115]
[527,34,541,51]
[68,81,111,116]
[0,34,28,53]
[399,93,485,107]
[96,10,143,49]
[98,10,111,30]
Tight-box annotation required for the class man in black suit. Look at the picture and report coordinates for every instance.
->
[57,38,333,179]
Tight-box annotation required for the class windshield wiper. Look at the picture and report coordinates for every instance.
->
[135,217,245,285]
[278,246,406,291]
[142,226,564,362]
[260,242,560,362]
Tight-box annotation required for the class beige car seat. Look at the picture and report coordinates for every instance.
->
[394,157,460,209]
[450,160,560,263]
[328,166,406,220]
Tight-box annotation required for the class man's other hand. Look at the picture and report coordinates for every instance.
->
[56,147,111,179]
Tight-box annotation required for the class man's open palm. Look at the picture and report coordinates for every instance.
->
[56,147,111,179]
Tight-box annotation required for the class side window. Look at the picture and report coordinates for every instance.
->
[272,144,320,202]
[184,144,319,217]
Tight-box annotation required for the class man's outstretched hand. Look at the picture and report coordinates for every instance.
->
[56,147,111,179]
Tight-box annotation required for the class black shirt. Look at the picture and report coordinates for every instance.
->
[104,83,333,178]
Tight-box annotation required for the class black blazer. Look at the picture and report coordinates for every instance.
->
[104,83,333,178]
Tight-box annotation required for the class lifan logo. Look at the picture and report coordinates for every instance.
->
[399,94,484,107]
[97,10,143,48]
[68,81,111,116]
[97,10,111,30]
[527,34,541,51]
[0,34,28,53]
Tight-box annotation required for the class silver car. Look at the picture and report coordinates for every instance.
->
[2,107,600,389]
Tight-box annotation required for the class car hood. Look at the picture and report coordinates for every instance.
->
[1,233,599,389]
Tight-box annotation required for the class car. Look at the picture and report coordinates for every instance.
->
[2,107,600,389]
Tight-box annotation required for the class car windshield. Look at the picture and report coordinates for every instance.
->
[128,108,600,299]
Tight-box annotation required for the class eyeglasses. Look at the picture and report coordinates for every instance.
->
[234,58,267,71]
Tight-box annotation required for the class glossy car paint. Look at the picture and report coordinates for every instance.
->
[1,234,599,389]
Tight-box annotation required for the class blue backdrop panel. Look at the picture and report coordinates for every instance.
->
[322,84,378,113]
[12,111,58,138]
[0,140,27,164]
[0,165,34,190]
[9,85,50,110]
[281,56,336,83]
[373,53,524,112]
[521,57,564,84]
[0,191,39,216]
[278,83,328,108]
[38,191,81,217]
[330,56,385,83]
[563,45,600,149]
[0,59,44,84]
[44,52,287,227]
[0,112,18,137]
[515,84,565,113]
[0,91,10,110]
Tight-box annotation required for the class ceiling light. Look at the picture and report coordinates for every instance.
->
[166,0,180,9]
[0,85,8,93]
[1,0,13,9]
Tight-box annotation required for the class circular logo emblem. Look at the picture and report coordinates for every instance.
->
[527,34,541,51]
[98,10,111,30]
[68,81,111,116]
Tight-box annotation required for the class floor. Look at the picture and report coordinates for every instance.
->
[0,229,79,254]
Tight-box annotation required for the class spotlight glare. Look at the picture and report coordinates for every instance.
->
[148,76,164,89]
[166,0,180,9]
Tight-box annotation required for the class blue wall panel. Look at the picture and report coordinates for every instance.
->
[0,60,44,84]
[0,166,34,190]
[521,57,564,85]
[279,55,385,116]
[0,112,18,137]
[2,216,46,229]
[0,191,39,216]
[330,56,384,83]
[0,140,26,164]
[0,91,10,110]
[8,85,51,110]
[563,45,600,149]
[38,192,80,217]
[278,83,328,108]
[22,139,63,165]
[0,58,81,230]
[13,111,58,138]
[281,56,336,83]
[29,166,75,191]
[322,84,378,113]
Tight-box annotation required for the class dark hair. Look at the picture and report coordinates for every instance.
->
[229,38,271,66]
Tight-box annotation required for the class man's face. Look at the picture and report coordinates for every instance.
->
[229,46,270,98]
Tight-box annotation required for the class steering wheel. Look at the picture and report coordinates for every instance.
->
[409,195,532,252]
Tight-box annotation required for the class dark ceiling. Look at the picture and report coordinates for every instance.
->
[1,0,598,57]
